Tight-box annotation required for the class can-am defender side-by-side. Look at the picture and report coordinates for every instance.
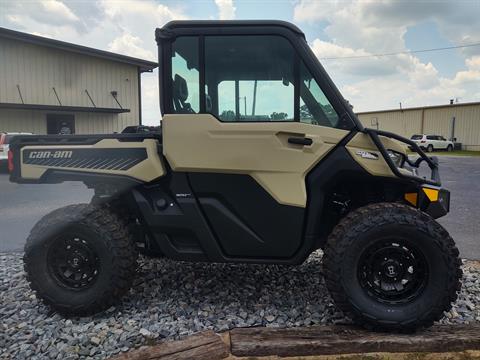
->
[9,21,461,331]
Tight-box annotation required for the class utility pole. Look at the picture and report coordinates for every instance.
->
[238,96,247,117]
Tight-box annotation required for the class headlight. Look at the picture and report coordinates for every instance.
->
[387,150,406,168]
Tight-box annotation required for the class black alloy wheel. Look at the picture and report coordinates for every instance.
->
[47,235,100,289]
[358,239,428,305]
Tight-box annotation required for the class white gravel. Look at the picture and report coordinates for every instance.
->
[1,252,479,359]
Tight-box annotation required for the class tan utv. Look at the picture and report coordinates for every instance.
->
[8,21,461,332]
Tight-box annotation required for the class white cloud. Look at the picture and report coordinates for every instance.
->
[466,56,480,70]
[40,0,80,22]
[215,0,236,20]
[108,33,155,60]
[294,0,480,111]
[293,0,338,23]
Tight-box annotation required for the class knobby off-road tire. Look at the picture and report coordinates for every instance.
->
[95,197,164,258]
[323,202,462,332]
[24,204,138,316]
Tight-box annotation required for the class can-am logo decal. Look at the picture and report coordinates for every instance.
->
[28,150,73,159]
[355,150,379,160]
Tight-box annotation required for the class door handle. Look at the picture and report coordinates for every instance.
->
[288,137,313,146]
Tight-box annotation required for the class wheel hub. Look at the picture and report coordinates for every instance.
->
[358,239,428,305]
[47,235,100,289]
[382,260,402,278]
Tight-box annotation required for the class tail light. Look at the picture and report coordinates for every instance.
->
[7,150,14,173]
[421,140,426,143]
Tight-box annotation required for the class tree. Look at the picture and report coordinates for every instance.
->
[270,112,288,120]
[300,104,312,120]
[220,110,236,121]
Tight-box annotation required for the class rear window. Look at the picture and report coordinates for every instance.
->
[411,135,423,140]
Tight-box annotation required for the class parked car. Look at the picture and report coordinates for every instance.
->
[0,132,33,165]
[410,134,454,152]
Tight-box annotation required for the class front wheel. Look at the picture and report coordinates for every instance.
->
[447,144,453,152]
[323,203,461,332]
[24,204,138,316]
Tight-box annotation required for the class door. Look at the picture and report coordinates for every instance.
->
[426,135,436,149]
[163,34,353,258]
[439,136,448,149]
[47,114,75,135]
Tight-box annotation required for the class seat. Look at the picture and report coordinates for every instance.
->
[173,74,194,113]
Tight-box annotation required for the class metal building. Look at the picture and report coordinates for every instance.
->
[357,101,480,151]
[0,27,157,135]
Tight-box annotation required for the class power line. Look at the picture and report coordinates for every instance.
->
[320,42,480,60]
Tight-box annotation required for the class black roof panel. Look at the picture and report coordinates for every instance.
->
[159,20,305,38]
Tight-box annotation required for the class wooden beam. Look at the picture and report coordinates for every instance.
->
[111,330,229,360]
[230,325,480,357]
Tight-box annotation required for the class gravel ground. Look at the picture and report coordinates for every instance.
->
[1,252,479,360]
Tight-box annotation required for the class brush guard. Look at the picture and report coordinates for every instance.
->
[365,128,441,187]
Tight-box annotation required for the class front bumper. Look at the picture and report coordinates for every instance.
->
[405,186,450,219]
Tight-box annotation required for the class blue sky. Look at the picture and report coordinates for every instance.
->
[1,0,479,125]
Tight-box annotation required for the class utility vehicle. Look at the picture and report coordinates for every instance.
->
[9,21,461,331]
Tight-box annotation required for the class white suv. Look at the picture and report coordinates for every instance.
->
[410,134,454,152]
[0,132,33,164]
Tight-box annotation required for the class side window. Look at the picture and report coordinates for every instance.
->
[171,37,199,113]
[427,135,435,140]
[205,35,294,122]
[299,62,340,128]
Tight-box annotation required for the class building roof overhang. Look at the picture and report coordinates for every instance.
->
[0,103,130,114]
[0,27,157,73]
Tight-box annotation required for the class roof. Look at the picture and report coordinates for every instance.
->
[0,102,130,114]
[357,101,480,115]
[159,20,305,38]
[0,27,157,73]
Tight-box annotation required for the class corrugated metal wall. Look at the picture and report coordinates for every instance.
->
[0,37,140,134]
[358,104,480,151]
[0,111,122,134]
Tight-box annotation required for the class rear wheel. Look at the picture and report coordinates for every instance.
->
[24,204,138,316]
[427,144,434,152]
[323,203,461,331]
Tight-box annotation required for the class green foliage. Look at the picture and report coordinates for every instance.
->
[270,112,289,120]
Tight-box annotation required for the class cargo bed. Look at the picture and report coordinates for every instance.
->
[8,133,165,185]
